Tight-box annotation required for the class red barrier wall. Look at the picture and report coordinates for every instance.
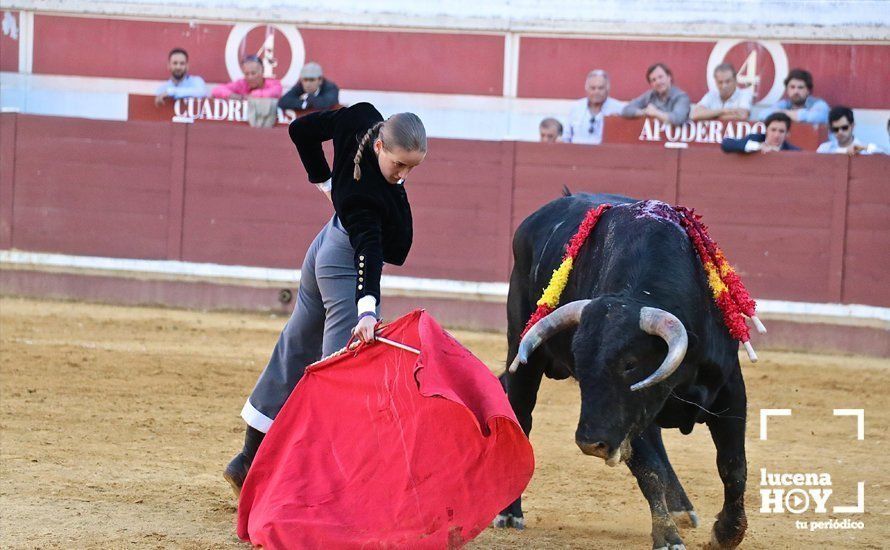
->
[519,38,890,109]
[0,112,15,249]
[9,116,175,259]
[844,157,890,305]
[406,139,515,281]
[31,15,504,96]
[1,113,888,307]
[0,11,18,73]
[32,15,232,82]
[178,123,326,268]
[677,149,849,302]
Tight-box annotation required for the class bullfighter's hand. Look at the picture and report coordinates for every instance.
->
[353,315,377,344]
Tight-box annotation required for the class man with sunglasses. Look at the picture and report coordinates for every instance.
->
[279,62,340,112]
[817,106,882,155]
[564,70,626,144]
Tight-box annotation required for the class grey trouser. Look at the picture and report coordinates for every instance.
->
[240,216,373,432]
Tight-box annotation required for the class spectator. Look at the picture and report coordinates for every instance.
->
[691,62,752,121]
[721,112,799,154]
[212,55,283,128]
[817,106,882,155]
[564,70,625,144]
[154,48,207,106]
[278,62,340,112]
[539,118,563,142]
[621,63,690,126]
[211,55,283,100]
[759,68,829,124]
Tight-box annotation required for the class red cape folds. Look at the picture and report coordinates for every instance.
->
[237,310,534,549]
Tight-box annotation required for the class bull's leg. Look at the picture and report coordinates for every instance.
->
[646,425,699,528]
[627,425,686,550]
[705,369,747,549]
[493,360,545,530]
[494,273,539,530]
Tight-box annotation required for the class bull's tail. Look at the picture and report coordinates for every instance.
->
[561,185,572,197]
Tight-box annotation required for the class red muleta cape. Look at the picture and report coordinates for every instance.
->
[237,309,534,549]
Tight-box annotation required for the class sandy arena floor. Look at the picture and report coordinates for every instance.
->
[1,297,888,549]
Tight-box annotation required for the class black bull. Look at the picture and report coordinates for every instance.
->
[497,193,748,549]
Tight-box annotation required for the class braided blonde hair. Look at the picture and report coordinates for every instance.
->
[353,113,427,181]
[353,121,384,181]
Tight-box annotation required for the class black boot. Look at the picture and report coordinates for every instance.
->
[224,425,265,498]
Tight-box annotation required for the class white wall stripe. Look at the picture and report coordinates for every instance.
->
[502,32,520,98]
[17,11,34,74]
[0,250,509,300]
[2,250,889,323]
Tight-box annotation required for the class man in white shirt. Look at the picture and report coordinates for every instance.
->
[817,106,882,155]
[564,70,625,145]
[691,63,752,121]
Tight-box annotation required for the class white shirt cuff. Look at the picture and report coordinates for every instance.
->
[357,295,377,316]
[744,140,762,152]
[314,178,332,193]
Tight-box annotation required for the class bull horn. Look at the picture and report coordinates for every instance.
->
[630,307,689,391]
[508,300,590,373]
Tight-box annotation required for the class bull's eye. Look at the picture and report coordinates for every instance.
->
[623,362,636,373]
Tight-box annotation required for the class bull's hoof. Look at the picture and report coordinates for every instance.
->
[670,510,700,528]
[706,514,746,549]
[651,519,685,550]
[491,514,525,530]
[706,532,740,550]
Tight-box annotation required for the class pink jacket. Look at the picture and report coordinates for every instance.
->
[211,78,282,99]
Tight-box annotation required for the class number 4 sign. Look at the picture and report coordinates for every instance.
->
[707,40,789,106]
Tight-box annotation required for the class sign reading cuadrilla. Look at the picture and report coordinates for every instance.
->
[171,97,298,126]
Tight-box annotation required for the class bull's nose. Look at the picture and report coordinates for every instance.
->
[576,440,611,459]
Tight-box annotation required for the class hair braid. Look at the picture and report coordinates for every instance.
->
[353,121,384,181]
